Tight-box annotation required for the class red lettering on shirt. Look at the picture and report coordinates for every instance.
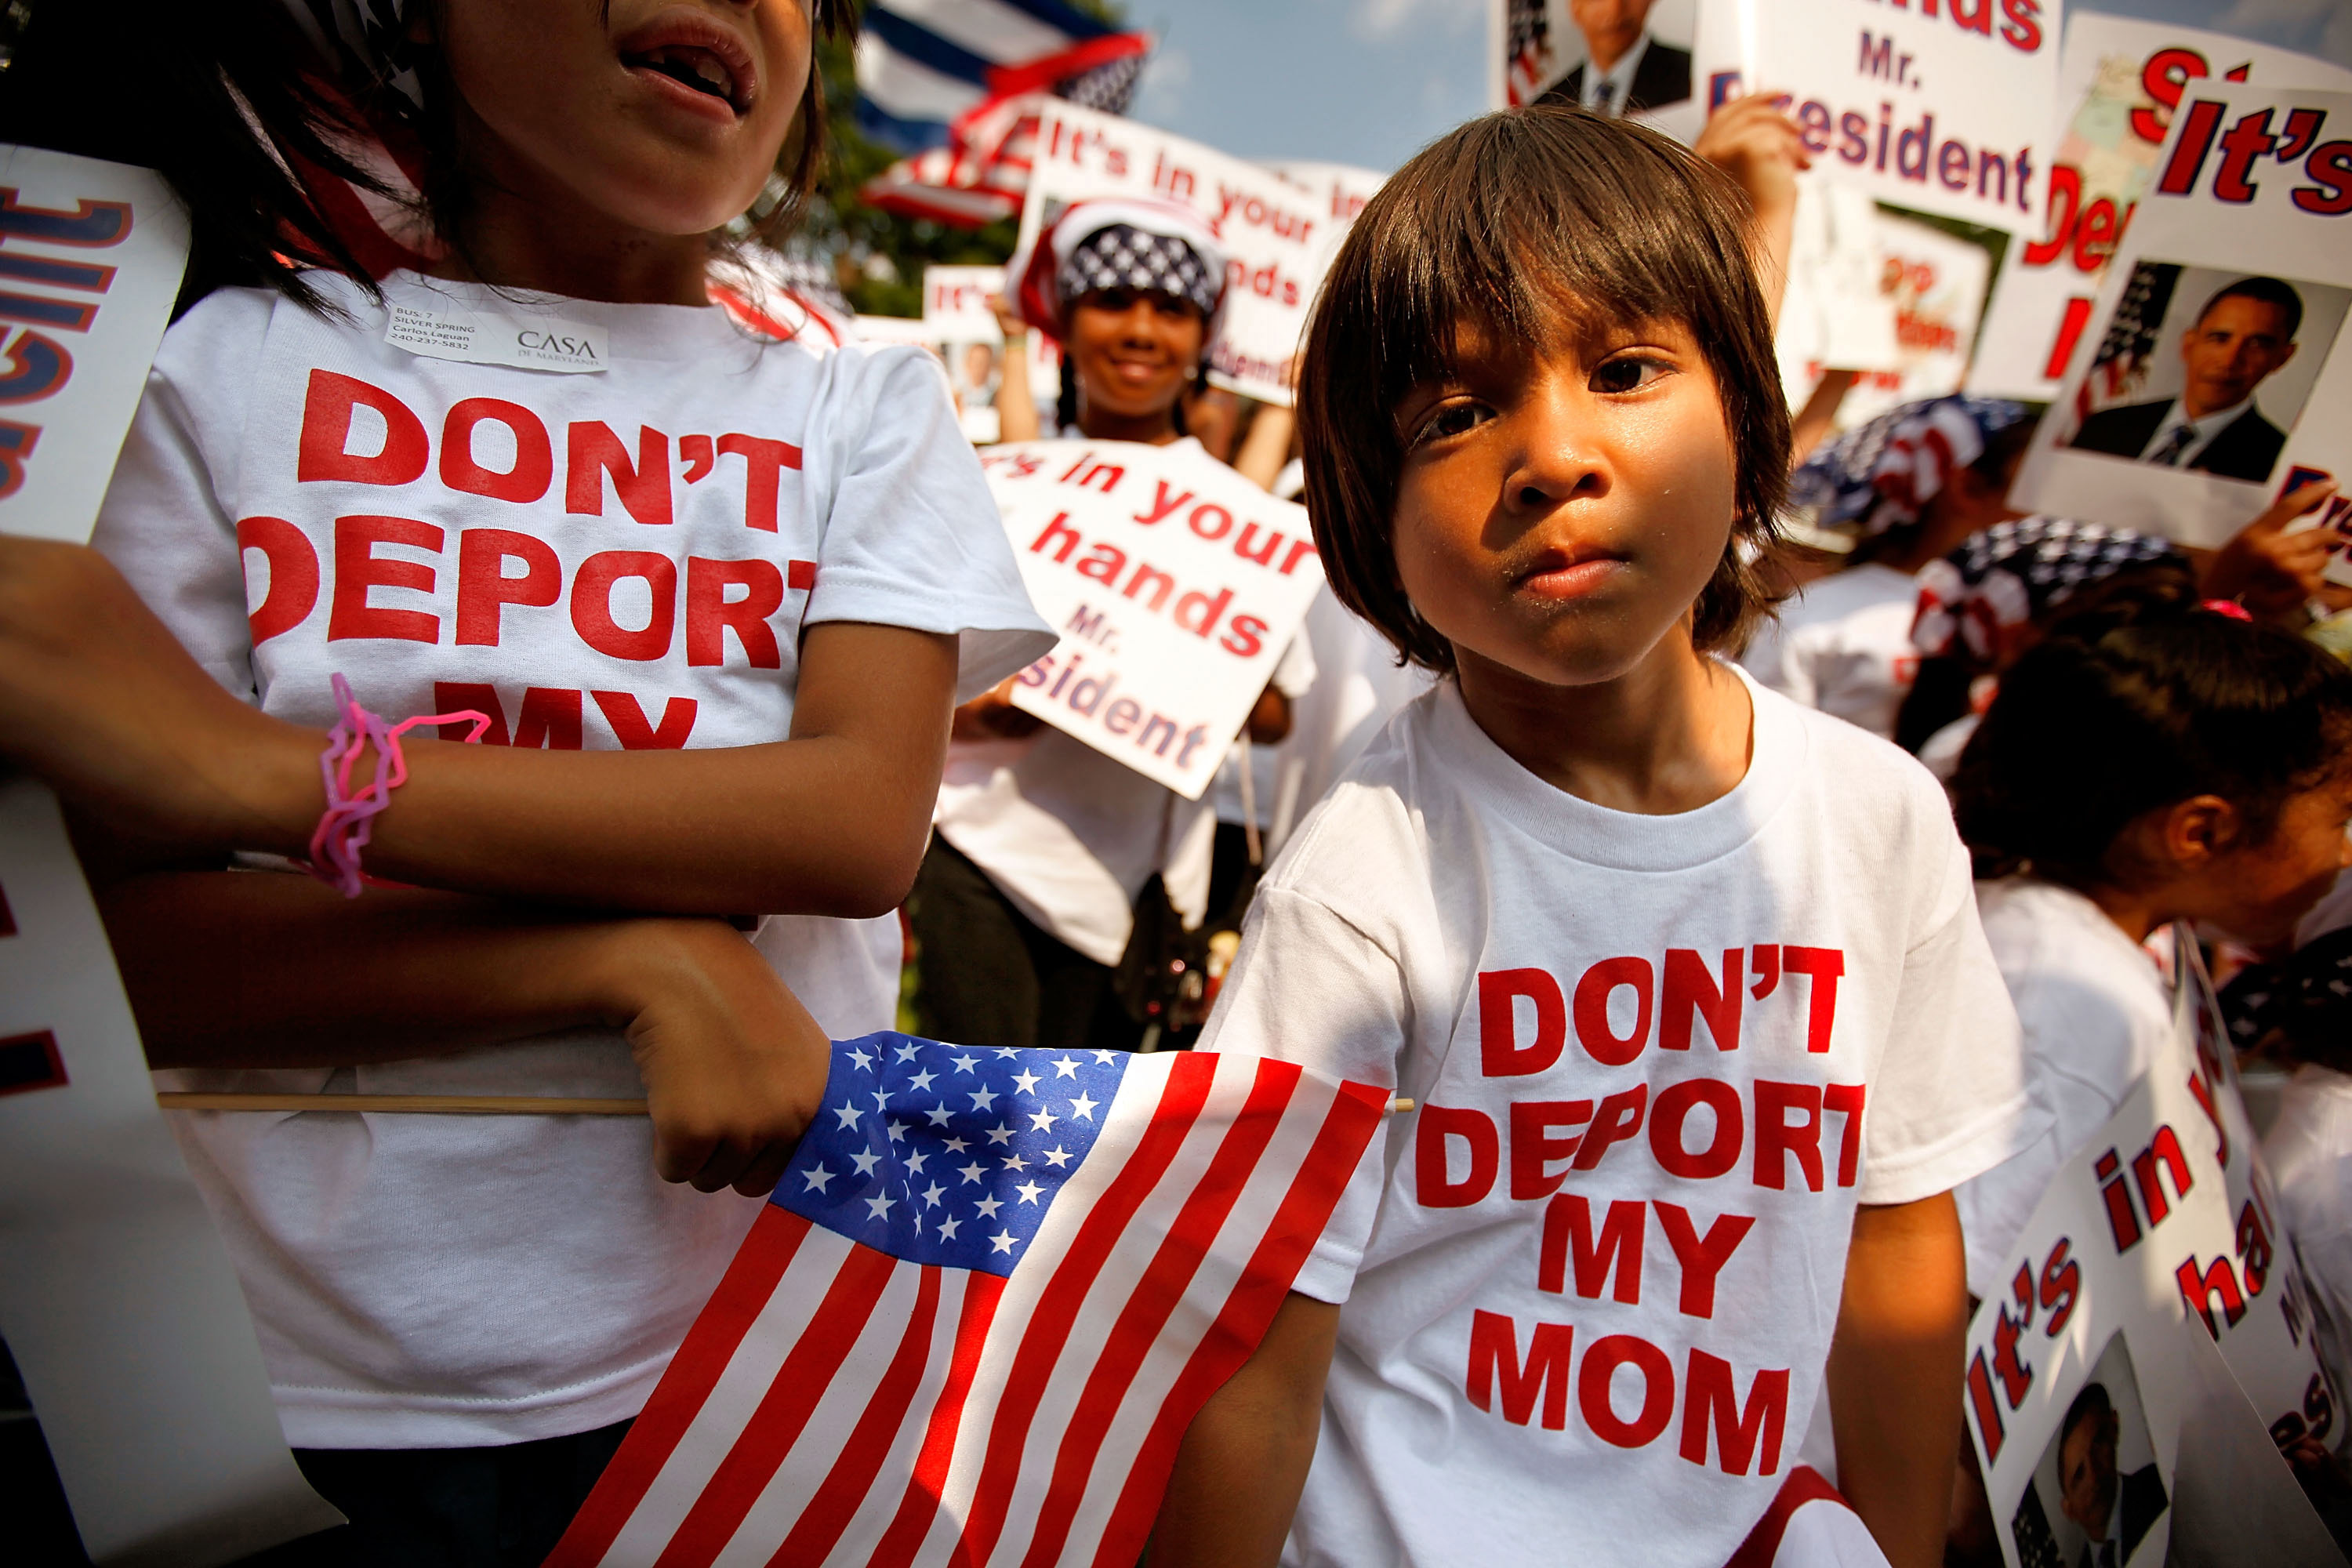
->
[686,557,786,668]
[1782,946,1845,1052]
[1572,1085,1649,1171]
[299,370,428,486]
[1753,1080,1824,1192]
[236,515,319,644]
[1650,1078,1744,1181]
[1655,1202,1755,1319]
[716,433,803,532]
[1661,948,1743,1051]
[456,528,561,646]
[1537,1194,1644,1304]
[1574,956,1653,1066]
[328,514,441,643]
[1468,1308,1573,1430]
[1417,1104,1500,1207]
[1480,967,1566,1076]
[1509,1100,1594,1200]
[592,690,698,750]
[1579,1334,1675,1449]
[570,550,677,661]
[568,422,673,527]
[440,398,552,504]
[1679,1349,1788,1476]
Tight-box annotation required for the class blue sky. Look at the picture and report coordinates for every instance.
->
[1121,0,2352,173]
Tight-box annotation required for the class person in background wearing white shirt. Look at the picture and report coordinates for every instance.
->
[919,201,1300,1054]
[1156,106,2038,1568]
[1947,603,2352,1298]
[1748,397,2038,741]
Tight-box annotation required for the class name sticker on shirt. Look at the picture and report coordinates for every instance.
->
[384,303,609,374]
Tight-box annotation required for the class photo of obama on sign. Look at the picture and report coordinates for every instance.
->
[2068,268,2345,485]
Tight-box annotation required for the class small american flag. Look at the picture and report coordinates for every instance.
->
[547,1034,1385,1568]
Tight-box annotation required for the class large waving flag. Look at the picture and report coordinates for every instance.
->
[855,0,1150,155]
[547,1035,1386,1568]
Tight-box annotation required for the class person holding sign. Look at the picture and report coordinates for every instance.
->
[2067,277,2305,485]
[1163,107,2039,1568]
[0,0,1052,1556]
[920,199,1306,1054]
[1946,603,2352,1295]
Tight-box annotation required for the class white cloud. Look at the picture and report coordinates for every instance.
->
[1134,42,1193,122]
[1351,0,1478,43]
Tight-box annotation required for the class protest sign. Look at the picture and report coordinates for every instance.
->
[1783,202,2000,430]
[1015,103,1348,407]
[980,439,1326,799]
[921,263,1007,341]
[1962,938,2343,1568]
[2009,84,2352,548]
[1263,162,1388,227]
[1693,0,2061,235]
[1968,16,2352,401]
[0,144,342,1563]
[1492,0,1703,142]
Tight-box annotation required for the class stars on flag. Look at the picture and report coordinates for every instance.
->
[775,1033,1132,1277]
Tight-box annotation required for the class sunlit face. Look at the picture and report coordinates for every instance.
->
[1569,0,1656,57]
[1066,289,1206,423]
[2058,1408,2120,1536]
[2201,764,2352,947]
[2178,295,2297,419]
[436,0,811,237]
[1388,315,1738,688]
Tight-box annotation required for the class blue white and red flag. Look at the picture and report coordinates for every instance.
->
[546,1033,1385,1568]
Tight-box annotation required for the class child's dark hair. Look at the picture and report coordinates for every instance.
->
[1951,608,2352,887]
[1294,106,1791,673]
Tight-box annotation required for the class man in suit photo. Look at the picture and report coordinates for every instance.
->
[2058,1381,2169,1568]
[1534,0,1692,118]
[2068,276,2305,484]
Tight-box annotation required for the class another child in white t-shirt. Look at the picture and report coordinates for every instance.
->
[0,2,1047,1555]
[1948,604,2352,1295]
[1156,107,2040,1568]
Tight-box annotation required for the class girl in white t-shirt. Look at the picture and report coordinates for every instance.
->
[0,2,1047,1555]
[1947,606,2352,1295]
[1163,107,2038,1568]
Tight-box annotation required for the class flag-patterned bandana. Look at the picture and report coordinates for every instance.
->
[1792,395,2032,535]
[1055,223,1221,321]
[1911,516,2187,662]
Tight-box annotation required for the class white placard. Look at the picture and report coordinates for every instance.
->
[1017,103,1352,408]
[0,144,187,543]
[0,144,342,1563]
[920,263,1007,342]
[1791,207,1995,429]
[981,440,1326,798]
[1968,16,2352,401]
[1962,942,2343,1568]
[2009,85,2352,548]
[1263,161,1388,227]
[1693,0,2063,234]
[1492,0,1704,142]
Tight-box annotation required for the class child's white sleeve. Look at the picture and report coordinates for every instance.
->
[1196,882,1406,1302]
[804,346,1053,701]
[88,290,274,699]
[1858,839,2047,1206]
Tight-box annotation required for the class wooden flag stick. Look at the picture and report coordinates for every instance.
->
[158,1091,1423,1116]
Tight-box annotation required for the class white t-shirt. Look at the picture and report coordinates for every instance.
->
[932,435,1232,964]
[1198,670,2035,1568]
[2262,1065,2352,1408]
[1951,878,2173,1297]
[1210,631,1320,829]
[1745,563,1922,742]
[91,270,1052,1448]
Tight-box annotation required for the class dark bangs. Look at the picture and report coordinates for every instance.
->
[1297,105,1791,672]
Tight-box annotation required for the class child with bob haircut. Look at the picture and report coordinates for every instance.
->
[1161,107,2039,1568]
[1950,604,2352,1294]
